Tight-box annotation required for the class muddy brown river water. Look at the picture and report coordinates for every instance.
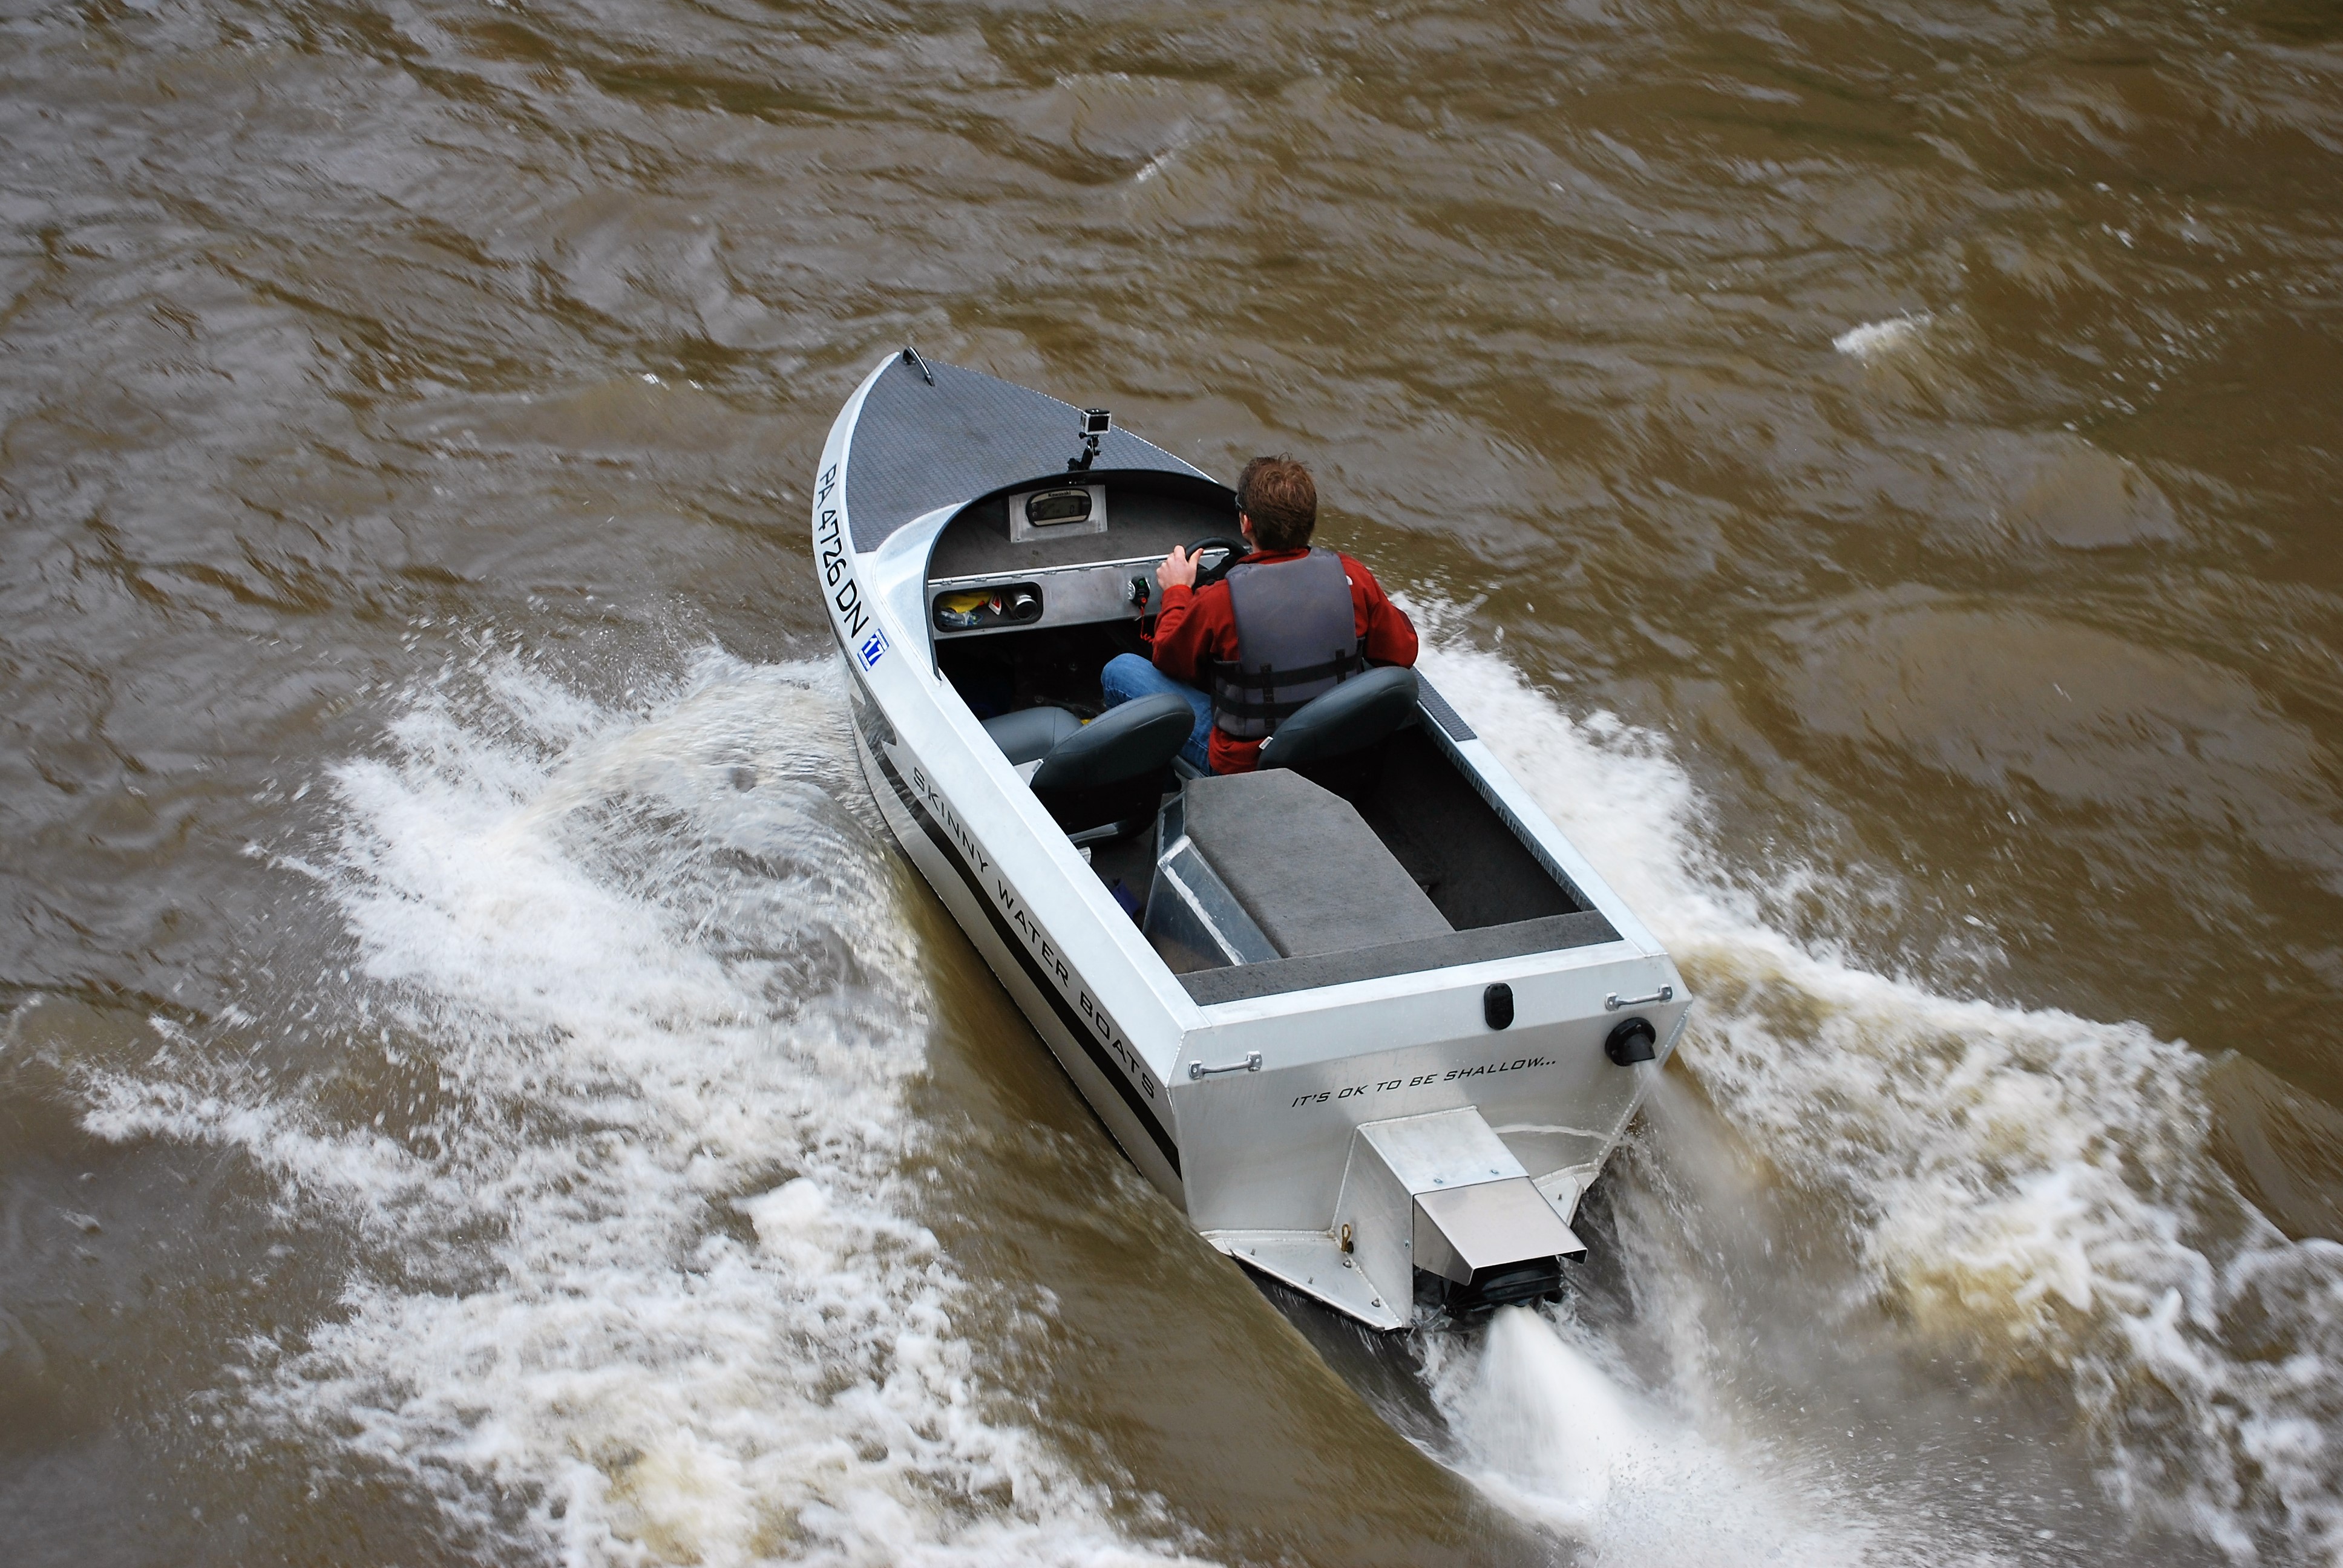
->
[4,2,2342,1564]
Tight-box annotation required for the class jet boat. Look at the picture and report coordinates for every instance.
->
[813,348,1689,1327]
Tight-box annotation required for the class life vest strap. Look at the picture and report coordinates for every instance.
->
[1209,653,1366,720]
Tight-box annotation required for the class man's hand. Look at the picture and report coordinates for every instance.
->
[1156,545,1200,593]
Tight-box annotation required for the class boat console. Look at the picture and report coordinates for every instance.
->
[924,469,1236,642]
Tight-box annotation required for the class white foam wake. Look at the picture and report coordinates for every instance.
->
[84,652,1202,1568]
[1424,1306,1872,1566]
[1416,641,2343,1567]
[1833,313,1933,359]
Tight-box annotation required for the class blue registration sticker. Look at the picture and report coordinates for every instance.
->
[858,628,891,668]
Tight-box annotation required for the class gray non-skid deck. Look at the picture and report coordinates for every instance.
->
[846,355,1206,550]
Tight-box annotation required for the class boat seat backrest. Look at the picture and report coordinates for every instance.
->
[1256,666,1420,771]
[981,705,1084,767]
[1030,692,1193,794]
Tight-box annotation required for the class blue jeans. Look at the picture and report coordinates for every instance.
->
[1101,653,1214,773]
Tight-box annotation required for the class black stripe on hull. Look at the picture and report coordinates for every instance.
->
[845,668,1182,1175]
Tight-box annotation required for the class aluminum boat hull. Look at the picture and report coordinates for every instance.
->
[813,351,1689,1328]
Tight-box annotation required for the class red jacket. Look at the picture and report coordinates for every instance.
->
[1147,547,1418,774]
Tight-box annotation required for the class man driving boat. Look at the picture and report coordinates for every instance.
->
[1101,456,1418,774]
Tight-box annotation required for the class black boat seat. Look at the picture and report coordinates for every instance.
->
[1256,667,1420,771]
[981,705,1083,767]
[981,694,1193,844]
[1031,692,1192,792]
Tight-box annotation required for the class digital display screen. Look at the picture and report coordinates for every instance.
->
[1006,482,1106,543]
[1025,489,1093,526]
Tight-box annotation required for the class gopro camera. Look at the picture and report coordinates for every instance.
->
[1069,408,1113,471]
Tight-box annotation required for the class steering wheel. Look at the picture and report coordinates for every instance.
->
[1184,535,1250,590]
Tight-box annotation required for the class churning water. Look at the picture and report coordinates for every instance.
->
[76,655,1210,1565]
[1424,643,2343,1568]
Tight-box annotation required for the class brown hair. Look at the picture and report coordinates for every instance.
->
[1236,456,1317,552]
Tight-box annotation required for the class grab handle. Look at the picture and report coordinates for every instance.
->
[1187,1052,1263,1080]
[1604,986,1674,1011]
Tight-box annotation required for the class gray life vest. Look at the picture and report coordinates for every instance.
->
[1210,548,1364,740]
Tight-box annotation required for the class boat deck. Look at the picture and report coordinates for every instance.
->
[845,353,1204,550]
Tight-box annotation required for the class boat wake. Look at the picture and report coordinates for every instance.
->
[80,651,1202,1568]
[68,634,2343,1567]
[1418,640,2343,1567]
